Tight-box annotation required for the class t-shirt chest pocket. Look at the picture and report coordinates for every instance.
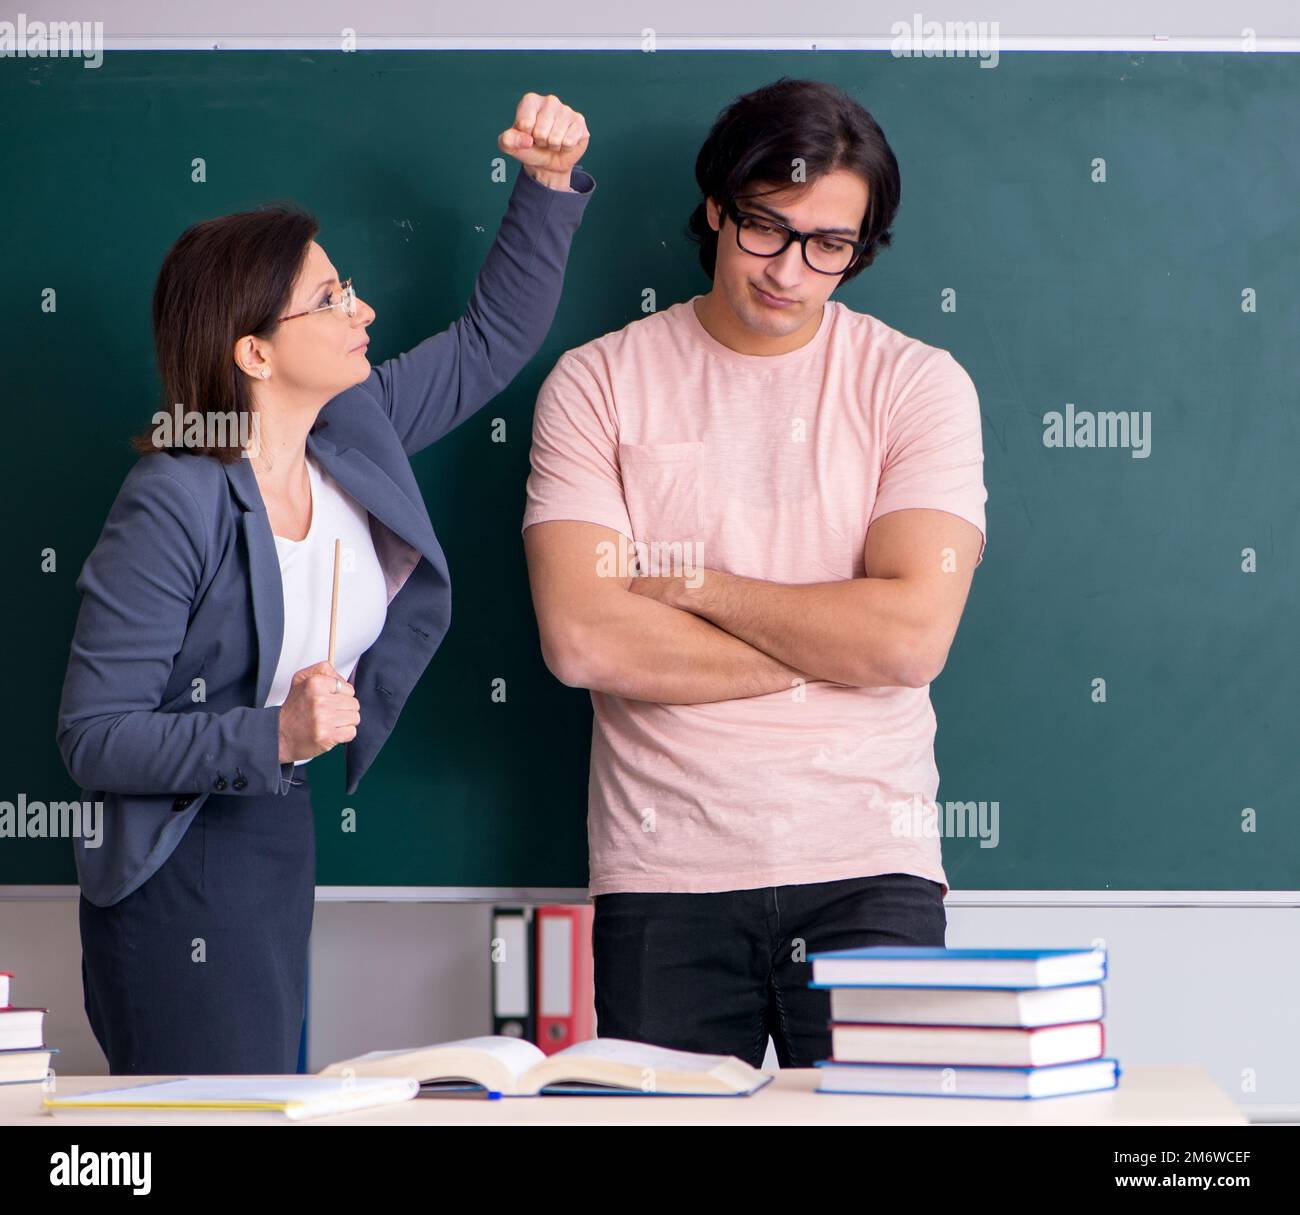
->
[617,441,704,542]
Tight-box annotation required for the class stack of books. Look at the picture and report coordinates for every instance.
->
[808,946,1120,1100]
[0,970,57,1086]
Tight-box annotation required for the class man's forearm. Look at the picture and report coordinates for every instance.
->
[550,588,807,704]
[631,568,928,689]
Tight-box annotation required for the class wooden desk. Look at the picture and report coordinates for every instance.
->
[2,1065,1247,1125]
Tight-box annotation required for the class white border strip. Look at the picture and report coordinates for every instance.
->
[84,35,1300,52]
[5,885,1299,905]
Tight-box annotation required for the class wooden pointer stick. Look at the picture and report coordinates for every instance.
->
[328,538,341,671]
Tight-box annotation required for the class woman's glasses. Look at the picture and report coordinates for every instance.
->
[279,278,357,322]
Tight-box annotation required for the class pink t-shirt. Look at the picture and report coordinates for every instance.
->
[522,295,987,897]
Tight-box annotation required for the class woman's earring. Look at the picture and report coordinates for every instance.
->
[260,369,270,379]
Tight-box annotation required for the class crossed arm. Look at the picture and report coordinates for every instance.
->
[523,507,983,704]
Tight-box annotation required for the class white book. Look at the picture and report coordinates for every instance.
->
[810,946,1107,989]
[0,1047,57,1084]
[829,983,1104,1027]
[0,1007,46,1050]
[831,1021,1105,1067]
[318,1035,773,1096]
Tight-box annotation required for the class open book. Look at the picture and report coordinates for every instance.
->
[318,1036,773,1097]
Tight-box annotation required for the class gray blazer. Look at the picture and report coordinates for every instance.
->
[58,166,595,906]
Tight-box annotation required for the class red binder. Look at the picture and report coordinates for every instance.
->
[534,904,595,1055]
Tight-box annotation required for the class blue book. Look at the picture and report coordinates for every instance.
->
[808,946,1107,990]
[0,1045,61,1086]
[816,1057,1121,1100]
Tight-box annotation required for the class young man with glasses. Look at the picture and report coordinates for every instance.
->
[521,78,987,1068]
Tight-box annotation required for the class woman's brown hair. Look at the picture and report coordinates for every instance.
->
[131,202,319,463]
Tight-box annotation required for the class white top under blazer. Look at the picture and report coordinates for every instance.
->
[263,455,389,763]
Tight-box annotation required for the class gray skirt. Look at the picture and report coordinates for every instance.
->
[79,767,316,1074]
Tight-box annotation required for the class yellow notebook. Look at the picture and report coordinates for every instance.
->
[44,1076,418,1121]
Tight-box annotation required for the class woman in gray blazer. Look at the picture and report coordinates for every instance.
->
[56,92,593,1075]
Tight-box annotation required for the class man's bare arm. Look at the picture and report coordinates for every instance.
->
[629,509,983,689]
[523,519,809,703]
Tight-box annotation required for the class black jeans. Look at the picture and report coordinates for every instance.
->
[592,872,946,1068]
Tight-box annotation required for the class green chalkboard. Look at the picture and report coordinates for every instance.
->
[3,50,1296,892]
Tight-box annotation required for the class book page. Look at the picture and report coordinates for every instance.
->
[551,1038,736,1073]
[386,1036,546,1082]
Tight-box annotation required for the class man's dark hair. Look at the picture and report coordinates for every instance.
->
[686,77,900,285]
